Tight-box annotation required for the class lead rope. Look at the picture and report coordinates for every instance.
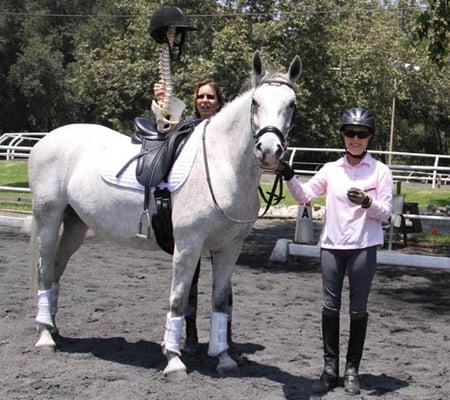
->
[202,120,283,223]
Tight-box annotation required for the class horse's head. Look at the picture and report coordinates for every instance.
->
[251,52,301,169]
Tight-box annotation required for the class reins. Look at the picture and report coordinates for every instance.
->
[258,173,284,216]
[202,120,260,223]
[202,117,286,224]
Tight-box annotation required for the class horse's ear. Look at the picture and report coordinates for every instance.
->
[252,51,265,87]
[288,55,302,83]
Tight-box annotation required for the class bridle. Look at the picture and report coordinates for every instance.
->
[202,79,298,224]
[251,79,297,149]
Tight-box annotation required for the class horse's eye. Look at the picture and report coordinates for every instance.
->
[252,99,259,109]
[289,101,296,109]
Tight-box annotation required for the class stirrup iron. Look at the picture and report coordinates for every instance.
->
[136,209,152,239]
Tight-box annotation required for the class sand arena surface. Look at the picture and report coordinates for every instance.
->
[0,219,448,400]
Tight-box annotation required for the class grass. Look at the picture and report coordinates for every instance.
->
[401,187,450,208]
[0,160,29,186]
[0,160,31,211]
[259,180,324,206]
[412,233,450,245]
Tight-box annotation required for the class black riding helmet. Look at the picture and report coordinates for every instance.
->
[149,6,196,44]
[339,107,375,133]
[339,107,375,159]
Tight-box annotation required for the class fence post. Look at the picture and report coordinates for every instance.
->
[432,156,439,189]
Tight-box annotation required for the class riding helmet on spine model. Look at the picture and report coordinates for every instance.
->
[339,107,375,133]
[149,6,196,45]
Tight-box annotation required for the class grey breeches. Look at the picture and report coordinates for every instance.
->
[320,246,377,319]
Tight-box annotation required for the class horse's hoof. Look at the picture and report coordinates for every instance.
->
[231,352,247,366]
[163,356,187,382]
[216,352,240,377]
[35,344,56,352]
[35,333,56,351]
[164,369,188,382]
[217,363,241,378]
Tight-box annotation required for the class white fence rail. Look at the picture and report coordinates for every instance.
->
[1,133,449,190]
[287,147,450,189]
[0,132,47,160]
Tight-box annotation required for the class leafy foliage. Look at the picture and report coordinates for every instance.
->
[415,0,449,68]
[0,0,448,159]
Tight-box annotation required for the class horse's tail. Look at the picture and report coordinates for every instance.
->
[30,214,39,298]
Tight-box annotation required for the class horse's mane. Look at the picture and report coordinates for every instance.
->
[257,70,289,84]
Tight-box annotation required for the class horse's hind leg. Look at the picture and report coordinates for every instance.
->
[50,207,88,333]
[33,204,65,348]
[34,205,87,348]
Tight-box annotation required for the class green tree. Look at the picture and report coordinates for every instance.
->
[415,0,449,68]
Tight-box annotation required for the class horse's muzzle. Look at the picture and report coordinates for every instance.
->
[254,140,284,169]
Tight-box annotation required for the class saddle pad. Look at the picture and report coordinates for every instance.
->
[100,120,206,192]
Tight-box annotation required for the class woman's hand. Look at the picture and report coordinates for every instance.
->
[153,81,166,102]
[347,187,372,208]
[277,160,295,181]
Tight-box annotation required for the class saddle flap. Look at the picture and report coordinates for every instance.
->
[135,120,196,189]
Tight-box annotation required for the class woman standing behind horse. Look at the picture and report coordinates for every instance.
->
[280,108,393,396]
[153,78,235,355]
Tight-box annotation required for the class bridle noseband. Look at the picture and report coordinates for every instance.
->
[251,79,297,148]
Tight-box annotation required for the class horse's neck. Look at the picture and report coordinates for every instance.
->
[205,91,262,190]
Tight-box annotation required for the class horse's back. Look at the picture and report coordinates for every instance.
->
[31,124,126,159]
[29,123,129,204]
[30,124,126,180]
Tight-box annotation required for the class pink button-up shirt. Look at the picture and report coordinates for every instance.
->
[287,153,393,250]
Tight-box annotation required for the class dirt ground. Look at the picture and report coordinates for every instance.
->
[0,219,449,400]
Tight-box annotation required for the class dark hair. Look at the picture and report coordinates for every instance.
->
[193,79,224,118]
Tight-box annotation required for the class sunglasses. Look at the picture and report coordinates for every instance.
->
[342,130,372,139]
[196,94,216,100]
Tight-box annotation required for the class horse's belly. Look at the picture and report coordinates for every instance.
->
[66,154,148,240]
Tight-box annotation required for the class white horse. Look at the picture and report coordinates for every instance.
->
[29,52,301,379]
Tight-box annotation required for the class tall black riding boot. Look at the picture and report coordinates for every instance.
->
[311,312,340,396]
[344,313,368,395]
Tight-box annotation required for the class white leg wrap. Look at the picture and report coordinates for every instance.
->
[51,282,59,316]
[208,312,229,357]
[35,289,54,327]
[162,313,184,356]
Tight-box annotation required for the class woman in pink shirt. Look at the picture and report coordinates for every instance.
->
[280,108,393,396]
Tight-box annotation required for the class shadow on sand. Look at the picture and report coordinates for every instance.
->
[54,335,320,399]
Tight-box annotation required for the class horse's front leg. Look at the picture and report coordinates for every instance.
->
[209,243,243,377]
[162,246,201,381]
